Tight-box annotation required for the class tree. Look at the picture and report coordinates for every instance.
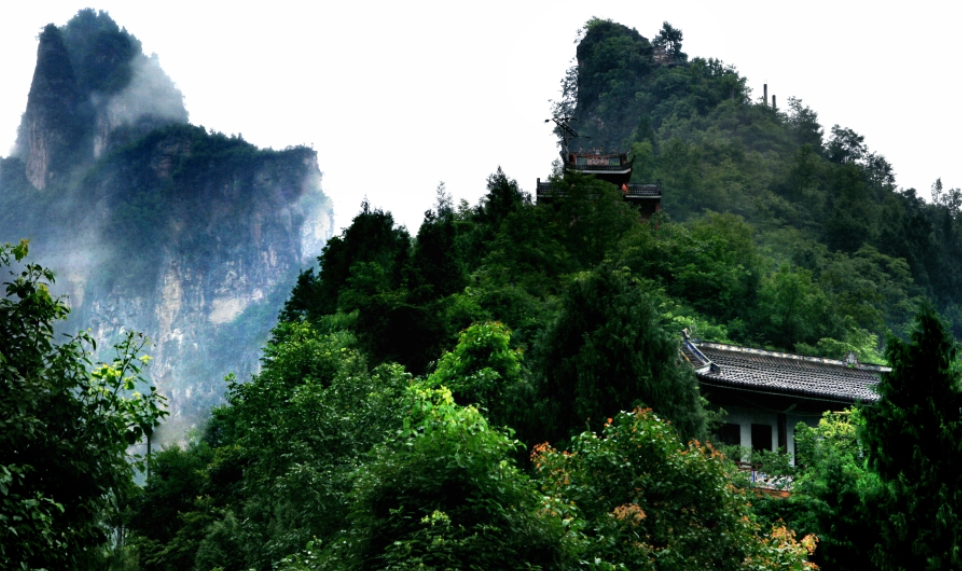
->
[862,307,962,570]
[481,201,573,295]
[126,440,215,571]
[532,265,707,443]
[823,162,876,252]
[755,264,834,349]
[533,408,817,570]
[307,200,410,317]
[762,410,883,571]
[826,125,867,165]
[408,183,465,303]
[427,321,527,428]
[0,240,168,570]
[931,177,962,217]
[573,18,655,147]
[617,213,764,324]
[653,21,685,60]
[129,317,415,571]
[786,97,824,149]
[551,172,640,268]
[283,386,577,570]
[475,168,528,230]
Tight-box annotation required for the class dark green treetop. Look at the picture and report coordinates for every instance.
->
[653,21,686,60]
[532,264,707,443]
[862,307,962,570]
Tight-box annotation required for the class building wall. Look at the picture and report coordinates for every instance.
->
[721,405,821,464]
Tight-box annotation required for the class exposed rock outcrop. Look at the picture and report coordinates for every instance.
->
[17,25,83,189]
[1,10,334,436]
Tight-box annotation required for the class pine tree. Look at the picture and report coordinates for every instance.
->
[862,307,962,570]
[532,265,706,443]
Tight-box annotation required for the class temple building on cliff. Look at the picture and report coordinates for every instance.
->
[537,117,662,219]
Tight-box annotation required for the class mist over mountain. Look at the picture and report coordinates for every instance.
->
[0,9,334,435]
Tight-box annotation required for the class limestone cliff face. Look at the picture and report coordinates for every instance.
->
[60,128,333,431]
[17,25,83,190]
[1,10,334,435]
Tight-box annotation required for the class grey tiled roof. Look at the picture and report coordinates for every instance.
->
[682,338,886,404]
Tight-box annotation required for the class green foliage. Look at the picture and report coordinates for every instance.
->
[862,307,962,570]
[312,201,410,315]
[789,411,882,570]
[572,20,746,150]
[552,172,642,268]
[475,167,529,230]
[754,264,833,348]
[532,265,707,442]
[408,184,465,303]
[457,168,531,271]
[653,21,686,60]
[127,440,216,570]
[563,16,962,335]
[533,408,816,570]
[61,8,142,95]
[302,385,577,571]
[130,317,413,571]
[617,212,763,324]
[480,201,573,296]
[427,321,526,427]
[574,18,653,130]
[748,410,884,571]
[119,17,962,570]
[0,241,167,570]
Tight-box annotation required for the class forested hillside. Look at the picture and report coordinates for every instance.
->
[7,16,962,571]
[566,19,962,341]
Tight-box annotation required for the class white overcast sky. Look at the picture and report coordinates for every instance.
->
[1,2,959,233]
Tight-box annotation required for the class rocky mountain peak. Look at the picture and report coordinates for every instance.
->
[1,10,333,438]
[15,10,188,189]
[17,24,83,189]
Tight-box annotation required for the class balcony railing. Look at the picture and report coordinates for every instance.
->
[624,184,661,197]
[736,461,792,497]
[537,181,662,198]
[566,163,632,172]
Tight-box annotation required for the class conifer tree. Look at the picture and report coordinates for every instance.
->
[862,307,962,570]
[532,265,706,443]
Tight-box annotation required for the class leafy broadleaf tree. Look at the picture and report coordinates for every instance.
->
[750,411,884,570]
[130,318,413,571]
[292,386,577,571]
[427,321,528,428]
[862,307,962,570]
[0,240,168,570]
[533,408,817,570]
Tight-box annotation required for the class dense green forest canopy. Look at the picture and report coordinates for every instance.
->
[10,16,962,571]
